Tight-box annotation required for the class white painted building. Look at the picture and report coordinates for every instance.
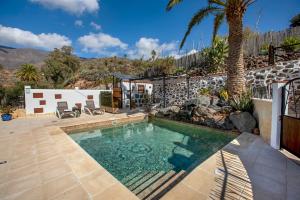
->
[24,86,111,115]
[120,80,153,108]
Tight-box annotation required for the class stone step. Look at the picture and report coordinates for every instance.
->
[131,171,166,195]
[128,172,158,191]
[124,172,150,187]
[121,171,145,184]
[137,170,186,200]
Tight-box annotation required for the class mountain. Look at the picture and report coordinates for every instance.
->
[0,45,49,69]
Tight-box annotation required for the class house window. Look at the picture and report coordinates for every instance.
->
[138,85,145,93]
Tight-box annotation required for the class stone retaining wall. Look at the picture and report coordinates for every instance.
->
[153,60,300,106]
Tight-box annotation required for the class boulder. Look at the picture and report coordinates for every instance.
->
[215,116,235,130]
[149,110,158,116]
[193,106,217,118]
[198,95,211,107]
[210,96,220,106]
[158,108,170,116]
[229,112,256,133]
[169,106,180,114]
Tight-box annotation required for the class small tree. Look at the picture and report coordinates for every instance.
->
[42,46,80,87]
[282,36,300,52]
[151,50,157,61]
[16,64,39,83]
[290,13,300,28]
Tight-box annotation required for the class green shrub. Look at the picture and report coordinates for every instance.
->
[0,105,14,114]
[282,37,300,52]
[219,88,229,101]
[198,87,212,96]
[259,43,269,55]
[230,91,254,113]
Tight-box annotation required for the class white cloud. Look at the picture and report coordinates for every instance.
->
[78,32,128,54]
[170,49,198,59]
[90,21,101,30]
[129,37,177,59]
[75,20,83,27]
[29,0,99,15]
[0,25,71,50]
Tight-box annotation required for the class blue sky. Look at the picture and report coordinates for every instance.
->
[0,0,299,59]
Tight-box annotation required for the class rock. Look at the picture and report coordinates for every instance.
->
[178,110,192,120]
[215,116,235,130]
[229,112,256,133]
[210,96,220,106]
[220,106,233,114]
[198,95,211,107]
[150,110,158,116]
[193,106,217,118]
[169,106,180,114]
[158,108,170,116]
[217,99,229,107]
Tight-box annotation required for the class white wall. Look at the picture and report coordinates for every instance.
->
[253,98,273,144]
[121,81,153,95]
[24,86,111,115]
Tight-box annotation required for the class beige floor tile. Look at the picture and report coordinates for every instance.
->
[9,156,37,170]
[12,185,44,200]
[0,173,41,199]
[67,157,100,178]
[161,183,207,200]
[92,183,138,200]
[43,173,79,199]
[80,169,117,196]
[182,168,215,195]
[39,156,66,172]
[40,163,71,182]
[52,185,89,200]
[37,150,60,163]
[6,164,40,183]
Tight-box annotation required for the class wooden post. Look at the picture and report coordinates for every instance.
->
[268,45,275,66]
[129,80,132,110]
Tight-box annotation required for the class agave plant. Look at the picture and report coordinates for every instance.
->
[166,0,255,98]
[230,91,254,113]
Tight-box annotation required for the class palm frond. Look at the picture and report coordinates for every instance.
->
[212,12,225,43]
[180,6,219,49]
[209,0,226,7]
[242,0,255,8]
[166,0,183,11]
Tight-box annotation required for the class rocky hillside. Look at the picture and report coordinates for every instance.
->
[0,45,48,69]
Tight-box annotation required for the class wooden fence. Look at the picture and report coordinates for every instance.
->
[244,26,300,56]
[176,26,300,67]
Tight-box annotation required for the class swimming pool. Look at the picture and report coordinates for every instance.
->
[69,118,235,197]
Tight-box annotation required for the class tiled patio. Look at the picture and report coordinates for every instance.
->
[0,114,299,200]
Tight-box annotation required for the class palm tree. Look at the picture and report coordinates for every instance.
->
[16,64,39,83]
[166,0,255,97]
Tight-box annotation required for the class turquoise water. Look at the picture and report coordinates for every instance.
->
[69,119,234,183]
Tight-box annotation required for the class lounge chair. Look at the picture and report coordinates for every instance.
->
[56,101,76,119]
[84,100,105,115]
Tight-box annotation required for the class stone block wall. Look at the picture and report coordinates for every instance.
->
[153,60,300,106]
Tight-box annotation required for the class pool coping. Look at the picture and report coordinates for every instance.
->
[50,113,147,200]
[51,115,238,199]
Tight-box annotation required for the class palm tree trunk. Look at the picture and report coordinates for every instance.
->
[227,16,245,97]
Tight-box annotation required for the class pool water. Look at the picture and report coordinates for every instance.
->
[69,119,235,183]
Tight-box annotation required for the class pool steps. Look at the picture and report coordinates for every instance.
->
[122,170,186,200]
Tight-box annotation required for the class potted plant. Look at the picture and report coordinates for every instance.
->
[1,106,13,121]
